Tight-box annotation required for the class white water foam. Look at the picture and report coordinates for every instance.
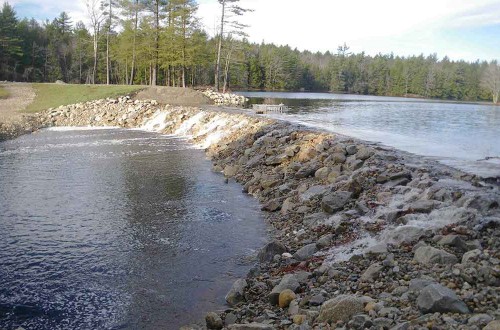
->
[46,126,120,131]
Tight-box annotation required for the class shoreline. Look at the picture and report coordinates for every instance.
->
[1,98,500,329]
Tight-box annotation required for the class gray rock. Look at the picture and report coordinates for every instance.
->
[299,185,328,202]
[269,274,300,305]
[364,243,388,255]
[258,241,287,263]
[437,235,469,252]
[331,152,347,164]
[206,312,223,329]
[361,263,384,282]
[416,283,470,314]
[321,191,353,214]
[293,243,318,261]
[346,145,358,155]
[225,279,247,306]
[390,322,410,330]
[317,295,364,324]
[315,167,330,180]
[228,323,274,330]
[309,294,325,306]
[414,246,458,265]
[409,278,436,293]
[462,249,482,264]
[224,313,238,326]
[316,234,334,249]
[467,314,493,326]
[356,147,375,160]
[373,317,394,328]
[349,315,373,329]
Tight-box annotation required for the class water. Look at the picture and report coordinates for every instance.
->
[0,128,267,330]
[239,92,500,178]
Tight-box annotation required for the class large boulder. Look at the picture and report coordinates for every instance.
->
[416,283,470,314]
[225,279,247,306]
[321,191,353,214]
[258,241,287,263]
[317,295,364,324]
[269,274,300,305]
[414,246,458,265]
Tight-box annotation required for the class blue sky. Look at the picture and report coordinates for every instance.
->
[6,0,500,62]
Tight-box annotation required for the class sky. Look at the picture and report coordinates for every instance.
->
[6,0,500,62]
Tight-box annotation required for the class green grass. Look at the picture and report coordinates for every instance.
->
[24,83,145,113]
[0,85,9,99]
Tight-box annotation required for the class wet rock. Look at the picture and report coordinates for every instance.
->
[225,313,238,326]
[258,241,287,263]
[416,283,470,314]
[364,243,388,255]
[321,191,353,214]
[279,289,296,308]
[414,246,458,265]
[346,145,358,155]
[261,199,281,212]
[356,147,375,160]
[407,199,440,213]
[270,274,300,305]
[317,295,364,324]
[293,243,318,261]
[225,279,248,306]
[206,312,223,329]
[309,294,325,306]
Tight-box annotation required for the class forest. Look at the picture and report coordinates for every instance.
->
[0,0,499,103]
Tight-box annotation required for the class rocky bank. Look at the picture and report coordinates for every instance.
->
[7,97,500,329]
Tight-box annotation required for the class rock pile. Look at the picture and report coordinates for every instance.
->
[33,99,500,329]
[203,89,248,106]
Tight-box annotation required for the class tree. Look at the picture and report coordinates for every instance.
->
[0,2,23,80]
[85,0,105,84]
[102,0,118,84]
[214,0,251,91]
[119,0,143,84]
[482,61,500,104]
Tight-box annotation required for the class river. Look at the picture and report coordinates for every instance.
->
[239,92,500,178]
[0,128,267,329]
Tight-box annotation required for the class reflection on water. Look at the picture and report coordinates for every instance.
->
[0,128,267,330]
[240,91,500,178]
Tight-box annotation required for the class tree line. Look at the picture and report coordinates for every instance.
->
[0,1,499,103]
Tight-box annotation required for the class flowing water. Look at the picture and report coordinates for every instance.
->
[0,128,267,330]
[239,92,500,178]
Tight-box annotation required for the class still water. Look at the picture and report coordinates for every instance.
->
[0,128,267,330]
[239,92,500,178]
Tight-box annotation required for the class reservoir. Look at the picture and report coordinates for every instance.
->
[0,128,267,329]
[240,92,500,178]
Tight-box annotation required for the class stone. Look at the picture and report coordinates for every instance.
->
[416,283,470,314]
[409,278,436,293]
[279,289,296,308]
[225,279,247,306]
[331,152,347,164]
[317,295,364,324]
[321,191,353,214]
[483,320,500,330]
[292,314,306,325]
[309,294,325,306]
[293,243,318,261]
[467,314,493,326]
[346,145,358,155]
[364,243,388,255]
[462,249,482,264]
[224,165,238,177]
[288,300,300,316]
[258,241,287,263]
[407,199,439,213]
[225,313,238,326]
[299,185,328,202]
[315,167,330,180]
[414,246,458,265]
[206,312,223,329]
[269,274,300,305]
[316,234,334,249]
[261,199,281,212]
[361,263,384,282]
[438,235,469,252]
[356,147,375,160]
[296,147,318,162]
[228,323,274,330]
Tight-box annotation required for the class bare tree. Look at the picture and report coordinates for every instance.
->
[214,0,252,91]
[482,61,500,104]
[86,0,105,84]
